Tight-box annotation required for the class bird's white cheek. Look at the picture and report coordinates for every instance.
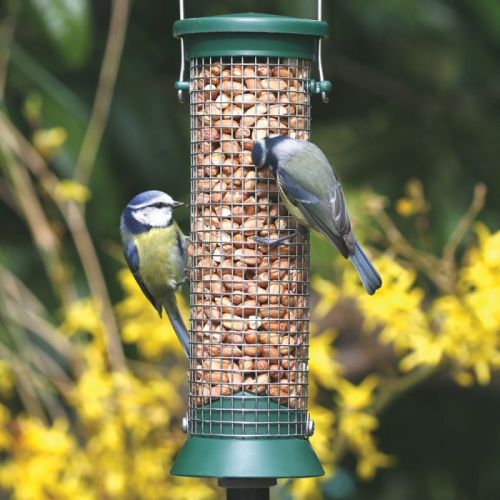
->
[133,208,172,227]
[150,209,171,227]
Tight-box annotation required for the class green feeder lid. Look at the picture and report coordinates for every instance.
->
[173,12,329,60]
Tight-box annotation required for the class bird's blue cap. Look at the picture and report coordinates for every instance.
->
[127,190,182,209]
[252,136,288,168]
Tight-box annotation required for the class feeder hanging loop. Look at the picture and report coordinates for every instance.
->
[177,0,187,103]
[316,0,330,103]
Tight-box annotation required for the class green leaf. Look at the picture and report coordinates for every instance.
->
[27,0,92,67]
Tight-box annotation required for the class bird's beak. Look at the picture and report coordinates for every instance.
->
[172,200,184,208]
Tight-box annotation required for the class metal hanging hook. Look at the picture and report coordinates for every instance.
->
[317,0,329,103]
[176,0,188,103]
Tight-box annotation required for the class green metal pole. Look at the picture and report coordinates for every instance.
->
[219,479,277,500]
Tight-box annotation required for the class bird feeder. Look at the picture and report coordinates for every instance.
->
[171,2,331,489]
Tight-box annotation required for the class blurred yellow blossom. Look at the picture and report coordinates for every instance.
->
[0,418,93,500]
[33,127,67,158]
[309,328,342,390]
[288,477,324,500]
[22,93,43,125]
[1,166,499,500]
[336,375,379,411]
[0,404,11,450]
[54,180,92,203]
[395,197,418,217]
[0,360,13,396]
[356,449,394,481]
[116,268,188,360]
[395,178,428,217]
[312,276,341,318]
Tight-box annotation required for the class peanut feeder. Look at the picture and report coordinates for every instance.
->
[171,9,331,481]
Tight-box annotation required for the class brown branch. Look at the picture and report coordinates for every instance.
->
[0,111,59,191]
[0,1,19,101]
[74,0,131,185]
[2,297,80,371]
[0,342,72,421]
[0,341,48,423]
[64,201,127,370]
[0,112,126,371]
[443,183,487,266]
[0,263,47,314]
[373,365,440,415]
[0,146,74,306]
[369,206,454,292]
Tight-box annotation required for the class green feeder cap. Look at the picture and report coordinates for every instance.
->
[173,12,329,60]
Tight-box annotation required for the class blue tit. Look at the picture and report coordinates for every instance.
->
[120,190,190,355]
[252,136,382,295]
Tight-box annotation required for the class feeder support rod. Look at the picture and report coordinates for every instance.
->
[317,0,329,103]
[220,479,276,500]
[177,0,187,103]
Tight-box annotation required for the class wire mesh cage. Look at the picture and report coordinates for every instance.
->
[172,10,330,480]
[190,56,311,437]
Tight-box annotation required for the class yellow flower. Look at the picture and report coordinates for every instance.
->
[33,127,67,158]
[0,418,87,499]
[116,268,188,359]
[336,375,379,411]
[452,370,474,387]
[288,477,323,500]
[309,405,336,464]
[21,418,73,455]
[70,365,113,422]
[0,360,14,396]
[395,197,418,217]
[104,469,126,496]
[339,411,378,447]
[54,180,92,203]
[398,334,444,372]
[395,179,428,217]
[61,298,101,334]
[309,328,342,389]
[312,276,341,318]
[0,404,11,450]
[357,448,394,480]
[61,298,105,352]
[23,93,43,124]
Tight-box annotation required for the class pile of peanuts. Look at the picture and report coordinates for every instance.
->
[189,59,311,410]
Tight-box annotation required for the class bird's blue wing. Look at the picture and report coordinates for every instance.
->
[277,167,351,257]
[297,200,349,257]
[123,239,162,315]
[277,168,320,204]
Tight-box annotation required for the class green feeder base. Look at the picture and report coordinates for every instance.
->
[171,436,324,478]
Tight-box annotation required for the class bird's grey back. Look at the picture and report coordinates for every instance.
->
[274,140,340,201]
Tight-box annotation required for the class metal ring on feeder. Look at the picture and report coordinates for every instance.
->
[172,11,330,480]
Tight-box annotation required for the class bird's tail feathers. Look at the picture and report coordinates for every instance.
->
[349,241,382,295]
[163,294,190,357]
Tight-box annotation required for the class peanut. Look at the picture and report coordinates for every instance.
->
[190,60,310,409]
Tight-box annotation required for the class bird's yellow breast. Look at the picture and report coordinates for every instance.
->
[135,226,184,298]
[278,186,310,227]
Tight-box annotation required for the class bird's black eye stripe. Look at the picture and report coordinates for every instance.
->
[154,202,166,208]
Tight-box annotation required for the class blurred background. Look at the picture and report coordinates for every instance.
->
[0,1,499,499]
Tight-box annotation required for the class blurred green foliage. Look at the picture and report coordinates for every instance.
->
[1,1,499,499]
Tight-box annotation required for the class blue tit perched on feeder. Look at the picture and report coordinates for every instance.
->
[252,136,382,295]
[120,190,190,355]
